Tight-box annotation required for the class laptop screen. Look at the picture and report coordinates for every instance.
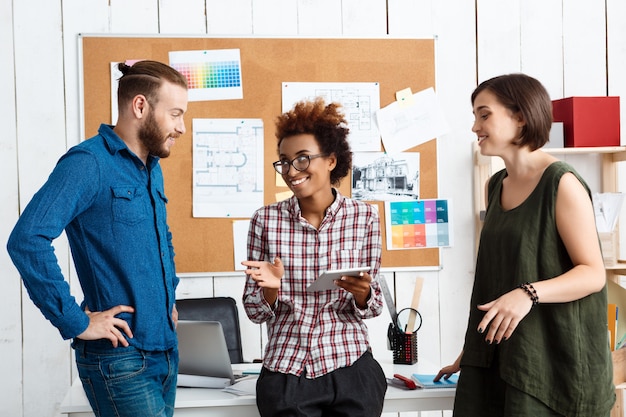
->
[176,320,236,387]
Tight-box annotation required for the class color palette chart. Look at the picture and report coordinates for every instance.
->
[169,49,243,101]
[385,199,452,249]
[174,61,241,89]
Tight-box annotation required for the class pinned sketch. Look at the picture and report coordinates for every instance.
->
[385,199,453,249]
[169,49,243,101]
[352,152,420,201]
[193,119,263,218]
[376,87,449,154]
[282,82,381,152]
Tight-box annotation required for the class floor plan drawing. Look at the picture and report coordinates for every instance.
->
[193,118,264,218]
[282,82,381,151]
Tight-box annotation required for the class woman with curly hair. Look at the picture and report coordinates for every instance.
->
[242,97,387,416]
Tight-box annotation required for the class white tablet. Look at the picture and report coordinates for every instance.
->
[306,266,371,292]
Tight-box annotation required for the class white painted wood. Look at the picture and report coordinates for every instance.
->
[341,0,387,36]
[109,0,159,33]
[176,276,216,299]
[562,0,607,95]
[476,0,522,81]
[13,0,72,415]
[206,0,253,35]
[430,0,477,373]
[297,0,342,36]
[159,0,207,34]
[387,0,435,37]
[607,0,626,144]
[607,0,626,259]
[559,0,607,191]
[252,0,298,35]
[0,0,23,414]
[519,0,564,99]
[13,11,67,197]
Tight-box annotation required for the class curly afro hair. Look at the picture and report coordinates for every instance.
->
[275,97,352,186]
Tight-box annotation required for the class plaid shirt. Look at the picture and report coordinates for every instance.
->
[242,190,383,378]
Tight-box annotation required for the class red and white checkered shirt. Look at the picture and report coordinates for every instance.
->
[242,190,383,379]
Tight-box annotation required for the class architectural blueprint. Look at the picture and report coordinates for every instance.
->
[192,118,264,217]
[282,82,381,151]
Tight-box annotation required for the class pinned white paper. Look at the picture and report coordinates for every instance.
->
[376,87,449,154]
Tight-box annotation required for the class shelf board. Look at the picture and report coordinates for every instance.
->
[543,146,626,155]
[606,262,626,271]
[474,144,626,166]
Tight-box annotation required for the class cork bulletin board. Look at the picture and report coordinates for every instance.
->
[80,35,437,273]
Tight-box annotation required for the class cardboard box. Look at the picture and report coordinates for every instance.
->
[552,96,620,147]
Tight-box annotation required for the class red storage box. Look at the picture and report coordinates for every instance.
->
[552,96,620,147]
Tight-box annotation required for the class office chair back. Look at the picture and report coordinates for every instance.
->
[175,296,244,364]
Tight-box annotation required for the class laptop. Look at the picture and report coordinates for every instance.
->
[176,320,240,388]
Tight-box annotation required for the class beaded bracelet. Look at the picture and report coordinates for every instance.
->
[519,282,539,306]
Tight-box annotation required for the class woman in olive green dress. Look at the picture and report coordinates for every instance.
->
[436,73,615,417]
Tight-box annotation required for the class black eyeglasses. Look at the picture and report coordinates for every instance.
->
[272,154,327,175]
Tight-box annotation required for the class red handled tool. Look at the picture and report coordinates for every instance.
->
[393,373,417,390]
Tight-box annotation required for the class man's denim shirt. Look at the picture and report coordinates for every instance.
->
[7,124,179,351]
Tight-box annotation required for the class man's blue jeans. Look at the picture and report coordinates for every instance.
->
[73,338,178,417]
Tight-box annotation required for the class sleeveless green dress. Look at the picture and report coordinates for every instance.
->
[460,161,615,416]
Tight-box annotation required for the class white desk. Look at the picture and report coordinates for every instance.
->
[60,360,455,416]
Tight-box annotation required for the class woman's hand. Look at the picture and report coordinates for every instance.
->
[476,288,533,344]
[242,257,284,305]
[335,270,373,309]
[434,351,463,382]
[242,257,284,289]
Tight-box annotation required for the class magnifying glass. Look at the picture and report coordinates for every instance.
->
[396,307,422,334]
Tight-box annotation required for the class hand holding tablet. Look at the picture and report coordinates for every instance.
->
[306,266,371,292]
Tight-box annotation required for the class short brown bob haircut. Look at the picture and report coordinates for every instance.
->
[471,73,553,151]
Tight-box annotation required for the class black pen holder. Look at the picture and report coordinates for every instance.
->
[387,322,418,364]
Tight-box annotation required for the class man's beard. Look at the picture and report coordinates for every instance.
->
[138,110,172,159]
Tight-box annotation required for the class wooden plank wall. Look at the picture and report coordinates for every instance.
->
[2,1,626,416]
